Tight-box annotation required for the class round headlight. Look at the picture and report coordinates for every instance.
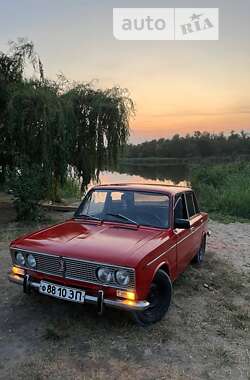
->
[97,267,114,283]
[115,270,130,286]
[16,252,25,266]
[27,254,36,268]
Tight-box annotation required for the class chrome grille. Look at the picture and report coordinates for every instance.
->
[34,253,61,276]
[11,249,136,290]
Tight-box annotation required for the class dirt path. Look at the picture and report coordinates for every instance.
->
[208,220,250,274]
[0,215,249,380]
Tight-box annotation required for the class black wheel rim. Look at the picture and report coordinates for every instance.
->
[147,283,160,308]
[142,282,165,319]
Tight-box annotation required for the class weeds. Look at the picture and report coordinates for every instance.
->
[191,162,250,220]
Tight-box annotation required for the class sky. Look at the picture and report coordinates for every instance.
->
[0,0,250,143]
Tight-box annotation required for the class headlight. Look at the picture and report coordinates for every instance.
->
[27,254,36,268]
[16,252,25,266]
[115,270,130,286]
[97,267,114,283]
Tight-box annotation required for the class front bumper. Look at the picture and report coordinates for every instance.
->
[8,268,149,313]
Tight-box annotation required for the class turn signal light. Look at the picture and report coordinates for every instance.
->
[116,290,135,301]
[12,266,25,276]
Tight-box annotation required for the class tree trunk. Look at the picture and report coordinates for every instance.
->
[0,164,6,184]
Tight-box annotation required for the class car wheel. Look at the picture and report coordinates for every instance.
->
[131,269,172,326]
[193,236,206,264]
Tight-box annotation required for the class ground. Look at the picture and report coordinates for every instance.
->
[0,204,249,380]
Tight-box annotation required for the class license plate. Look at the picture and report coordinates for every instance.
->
[39,281,85,303]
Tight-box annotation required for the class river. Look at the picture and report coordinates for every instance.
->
[90,163,190,188]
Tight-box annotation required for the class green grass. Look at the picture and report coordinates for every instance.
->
[191,162,250,221]
[208,212,250,224]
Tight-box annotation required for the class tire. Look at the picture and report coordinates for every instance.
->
[131,269,172,326]
[193,236,206,265]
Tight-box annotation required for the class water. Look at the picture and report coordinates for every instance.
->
[90,164,190,188]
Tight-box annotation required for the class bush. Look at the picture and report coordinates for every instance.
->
[58,177,81,200]
[191,162,250,220]
[9,163,47,221]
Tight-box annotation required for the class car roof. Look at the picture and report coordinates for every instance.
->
[91,183,192,195]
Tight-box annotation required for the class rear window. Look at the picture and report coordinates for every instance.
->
[134,192,169,206]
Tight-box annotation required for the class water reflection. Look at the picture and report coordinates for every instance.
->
[90,164,190,188]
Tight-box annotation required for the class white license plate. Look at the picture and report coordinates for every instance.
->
[39,281,85,303]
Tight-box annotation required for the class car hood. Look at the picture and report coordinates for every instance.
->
[12,219,168,267]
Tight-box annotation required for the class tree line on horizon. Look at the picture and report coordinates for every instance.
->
[0,38,134,219]
[125,131,250,159]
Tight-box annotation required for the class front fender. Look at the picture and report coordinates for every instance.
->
[136,259,171,300]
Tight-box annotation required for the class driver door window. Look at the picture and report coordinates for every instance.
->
[174,194,188,220]
[174,193,194,275]
[185,192,196,218]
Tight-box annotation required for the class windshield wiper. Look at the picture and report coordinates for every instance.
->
[105,213,138,226]
[75,213,101,221]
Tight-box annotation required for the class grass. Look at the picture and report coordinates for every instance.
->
[208,213,250,224]
[191,162,250,221]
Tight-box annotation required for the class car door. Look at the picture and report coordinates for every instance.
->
[185,191,203,258]
[174,193,194,275]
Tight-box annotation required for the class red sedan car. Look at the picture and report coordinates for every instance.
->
[8,184,208,325]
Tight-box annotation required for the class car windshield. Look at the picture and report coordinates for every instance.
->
[75,189,170,228]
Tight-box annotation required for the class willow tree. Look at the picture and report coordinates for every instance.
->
[63,84,134,191]
[0,38,44,183]
[7,79,68,201]
[0,38,135,218]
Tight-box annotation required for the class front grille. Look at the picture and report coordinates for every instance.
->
[11,249,136,290]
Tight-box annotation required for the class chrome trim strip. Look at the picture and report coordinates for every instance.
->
[176,223,203,245]
[8,272,24,285]
[8,272,149,312]
[146,245,176,266]
[183,192,190,220]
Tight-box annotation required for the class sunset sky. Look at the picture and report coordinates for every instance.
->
[0,0,250,142]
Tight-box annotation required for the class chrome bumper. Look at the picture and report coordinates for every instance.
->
[8,269,149,312]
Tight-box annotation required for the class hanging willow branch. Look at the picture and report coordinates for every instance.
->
[62,84,135,191]
[0,38,135,204]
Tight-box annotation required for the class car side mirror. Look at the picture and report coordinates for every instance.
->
[174,218,190,229]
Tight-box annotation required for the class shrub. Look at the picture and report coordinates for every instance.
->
[191,162,250,219]
[9,162,47,221]
[58,176,81,200]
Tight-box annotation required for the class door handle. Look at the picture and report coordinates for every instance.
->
[191,227,195,232]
